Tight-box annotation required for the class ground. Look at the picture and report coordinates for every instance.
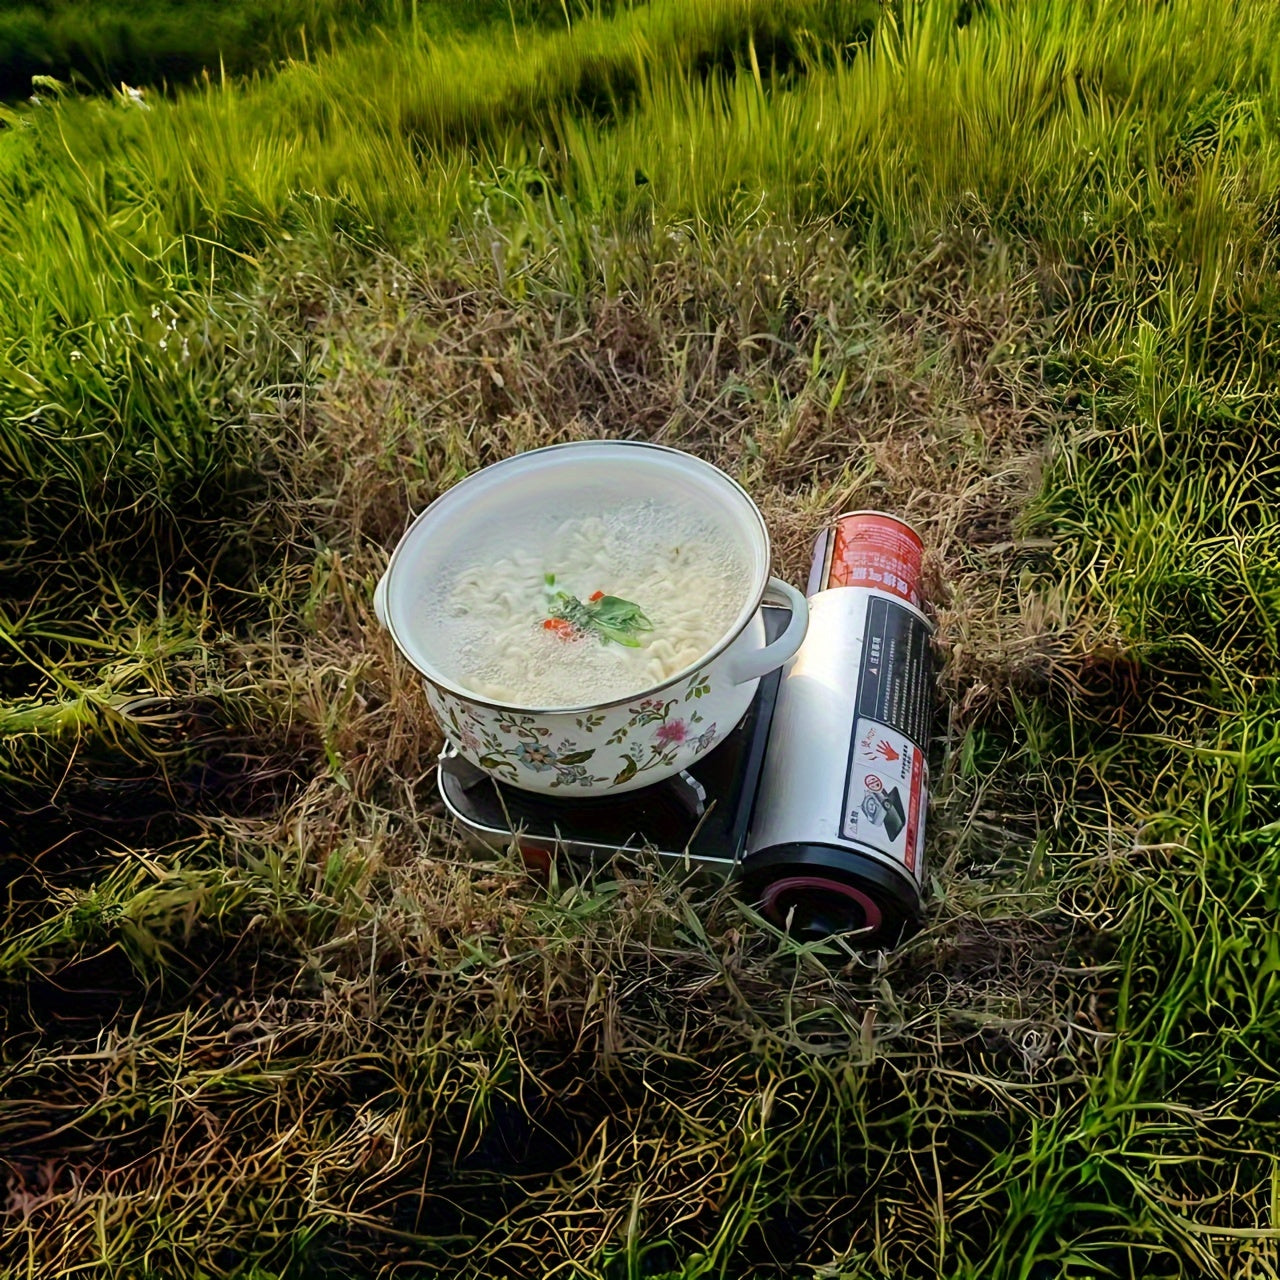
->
[2,2,1280,1277]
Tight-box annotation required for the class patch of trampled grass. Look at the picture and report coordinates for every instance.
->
[3,225,1079,1277]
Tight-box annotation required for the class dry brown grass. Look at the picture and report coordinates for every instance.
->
[1,226,1112,1278]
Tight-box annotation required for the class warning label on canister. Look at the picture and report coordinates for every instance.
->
[854,596,933,749]
[839,596,933,879]
[840,718,927,877]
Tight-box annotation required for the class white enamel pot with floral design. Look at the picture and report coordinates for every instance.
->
[373,440,808,795]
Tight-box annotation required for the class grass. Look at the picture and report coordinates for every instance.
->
[3,0,1280,1274]
[0,0,610,100]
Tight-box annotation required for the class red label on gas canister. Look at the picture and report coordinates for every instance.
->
[814,512,924,607]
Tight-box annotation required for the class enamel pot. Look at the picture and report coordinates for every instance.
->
[374,440,808,795]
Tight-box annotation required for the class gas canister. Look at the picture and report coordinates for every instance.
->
[741,513,935,947]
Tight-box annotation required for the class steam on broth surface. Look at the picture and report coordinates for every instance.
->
[419,500,753,706]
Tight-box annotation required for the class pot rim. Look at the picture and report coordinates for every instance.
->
[381,439,772,715]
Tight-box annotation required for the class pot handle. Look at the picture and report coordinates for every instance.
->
[373,571,390,628]
[727,577,809,686]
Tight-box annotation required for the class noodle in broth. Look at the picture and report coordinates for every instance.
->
[421,502,752,706]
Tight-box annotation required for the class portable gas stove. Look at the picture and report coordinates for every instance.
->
[438,508,936,951]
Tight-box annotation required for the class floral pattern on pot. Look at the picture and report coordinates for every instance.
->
[427,666,723,792]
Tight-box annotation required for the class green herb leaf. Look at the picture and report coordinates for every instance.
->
[549,591,593,631]
[590,596,653,632]
[546,588,652,647]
